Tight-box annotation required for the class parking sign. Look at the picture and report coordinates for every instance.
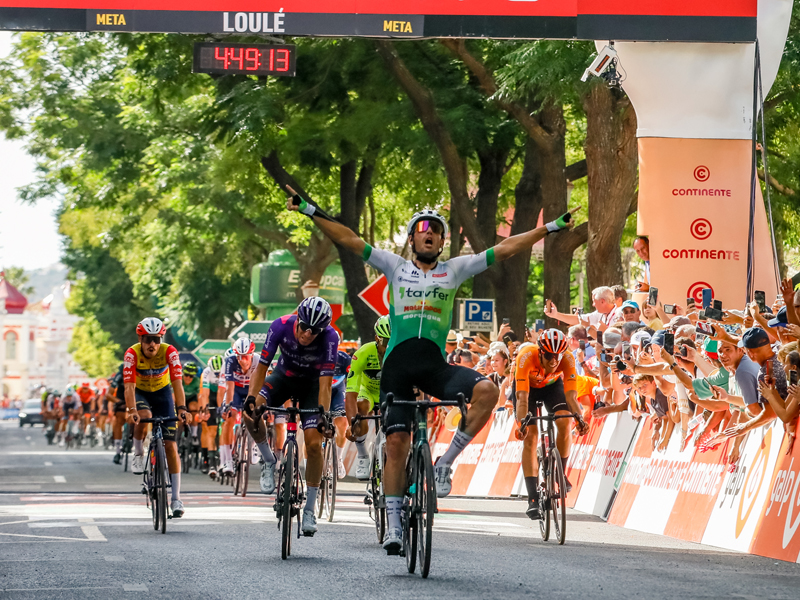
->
[461,299,495,332]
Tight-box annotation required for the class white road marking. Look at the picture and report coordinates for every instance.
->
[25,436,31,441]
[44,462,52,466]
[8,451,114,456]
[0,532,86,541]
[104,555,125,561]
[2,586,117,592]
[123,584,148,592]
[53,475,66,483]
[80,526,106,541]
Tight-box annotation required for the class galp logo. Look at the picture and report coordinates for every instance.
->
[736,428,772,538]
[765,454,800,549]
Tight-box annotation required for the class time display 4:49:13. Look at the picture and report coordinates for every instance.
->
[213,46,291,72]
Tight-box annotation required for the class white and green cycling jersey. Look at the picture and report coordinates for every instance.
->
[201,367,219,393]
[362,244,495,358]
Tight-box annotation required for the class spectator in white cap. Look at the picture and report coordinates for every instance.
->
[545,286,617,331]
[630,330,652,352]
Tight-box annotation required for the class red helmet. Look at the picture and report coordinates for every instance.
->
[538,329,568,355]
[136,317,166,336]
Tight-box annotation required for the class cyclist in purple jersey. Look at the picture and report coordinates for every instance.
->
[242,299,338,536]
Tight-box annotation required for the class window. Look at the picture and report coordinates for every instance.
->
[4,331,18,361]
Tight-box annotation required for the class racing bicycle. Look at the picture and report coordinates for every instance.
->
[519,403,580,545]
[351,413,386,543]
[385,392,467,579]
[316,436,337,522]
[139,416,179,534]
[233,419,252,497]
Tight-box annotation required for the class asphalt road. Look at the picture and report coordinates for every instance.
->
[1,419,799,599]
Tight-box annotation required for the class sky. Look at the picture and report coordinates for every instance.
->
[0,31,63,272]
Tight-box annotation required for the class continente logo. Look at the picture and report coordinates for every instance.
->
[736,428,773,538]
[399,287,450,301]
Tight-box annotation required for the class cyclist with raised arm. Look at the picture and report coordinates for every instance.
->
[242,296,339,536]
[345,315,390,480]
[219,338,257,476]
[199,355,223,477]
[285,185,577,554]
[124,317,189,518]
[514,329,589,520]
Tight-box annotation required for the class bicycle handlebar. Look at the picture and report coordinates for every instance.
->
[519,411,581,434]
[385,392,468,431]
[138,417,180,424]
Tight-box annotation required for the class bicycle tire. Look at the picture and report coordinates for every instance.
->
[418,443,435,578]
[404,459,417,574]
[181,431,190,474]
[539,447,550,542]
[551,448,567,545]
[316,441,328,518]
[149,447,159,531]
[232,427,243,496]
[325,441,336,522]
[281,442,294,560]
[371,450,385,544]
[156,438,168,534]
[241,433,250,497]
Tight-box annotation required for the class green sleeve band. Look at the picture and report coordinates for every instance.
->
[486,248,495,266]
[362,244,373,261]
[298,199,309,212]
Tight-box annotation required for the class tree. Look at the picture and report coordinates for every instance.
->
[68,315,121,377]
[0,267,35,298]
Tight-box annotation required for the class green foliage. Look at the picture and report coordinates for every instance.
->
[68,315,122,377]
[1,267,35,297]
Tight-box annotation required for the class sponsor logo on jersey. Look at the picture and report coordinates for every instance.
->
[398,287,450,301]
[432,272,448,278]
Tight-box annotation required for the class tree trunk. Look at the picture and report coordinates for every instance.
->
[472,146,508,300]
[583,84,638,291]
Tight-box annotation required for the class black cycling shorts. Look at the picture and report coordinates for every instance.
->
[134,387,177,442]
[185,394,199,408]
[206,399,219,426]
[113,399,127,414]
[512,377,569,416]
[258,370,322,430]
[380,338,488,435]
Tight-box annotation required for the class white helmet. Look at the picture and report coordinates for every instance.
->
[407,210,449,238]
[233,337,255,356]
[136,317,166,336]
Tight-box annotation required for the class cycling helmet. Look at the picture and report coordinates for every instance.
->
[407,210,449,238]
[65,385,75,395]
[136,317,166,336]
[538,329,568,355]
[374,315,391,340]
[224,348,236,358]
[183,361,199,376]
[233,337,255,356]
[207,355,223,374]
[80,381,91,388]
[297,297,332,329]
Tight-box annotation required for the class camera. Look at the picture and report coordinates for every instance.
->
[581,44,620,85]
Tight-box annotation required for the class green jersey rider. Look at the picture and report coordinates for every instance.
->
[345,315,391,480]
[286,185,577,555]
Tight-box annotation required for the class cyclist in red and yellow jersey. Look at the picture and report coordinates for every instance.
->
[123,317,188,518]
[514,329,589,520]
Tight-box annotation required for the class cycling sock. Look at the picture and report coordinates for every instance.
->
[355,435,369,458]
[220,445,231,464]
[114,439,122,452]
[525,476,539,501]
[437,430,474,467]
[170,473,180,501]
[305,486,319,512]
[201,448,208,461]
[386,496,403,531]
[257,441,276,464]
[208,450,218,467]
[133,438,144,456]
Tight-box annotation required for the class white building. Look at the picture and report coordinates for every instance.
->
[1,273,86,400]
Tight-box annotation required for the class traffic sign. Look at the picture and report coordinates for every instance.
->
[228,321,273,347]
[358,275,389,317]
[192,340,231,366]
[461,299,494,332]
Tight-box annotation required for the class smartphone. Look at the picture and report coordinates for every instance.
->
[696,321,715,336]
[535,319,545,332]
[664,304,676,315]
[664,332,675,355]
[502,318,510,325]
[463,336,474,343]
[699,310,706,320]
[600,352,611,363]
[503,332,517,345]
[596,330,604,347]
[705,306,724,321]
[702,288,713,309]
[765,360,774,386]
[622,342,631,358]
[790,370,798,386]
[754,290,767,313]
[572,307,584,315]
[687,297,696,308]
[648,287,658,307]
[579,340,586,351]
[713,300,722,311]
[680,345,688,357]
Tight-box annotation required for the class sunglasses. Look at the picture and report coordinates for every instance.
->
[298,321,324,335]
[623,309,638,314]
[542,351,562,362]
[143,335,162,345]
[415,220,444,235]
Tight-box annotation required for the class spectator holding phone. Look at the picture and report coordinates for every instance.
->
[545,286,617,331]
[567,325,595,376]
[632,373,677,451]
[633,236,651,291]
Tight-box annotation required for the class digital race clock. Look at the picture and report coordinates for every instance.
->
[193,42,296,77]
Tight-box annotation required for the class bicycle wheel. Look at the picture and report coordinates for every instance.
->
[404,460,417,574]
[241,434,250,497]
[232,428,243,495]
[551,448,567,545]
[370,450,385,544]
[148,448,159,531]
[417,444,436,578]
[325,441,336,522]
[538,447,550,542]
[181,430,190,474]
[156,438,168,534]
[280,442,294,560]
[316,441,328,518]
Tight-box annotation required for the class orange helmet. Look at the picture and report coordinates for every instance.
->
[538,329,568,355]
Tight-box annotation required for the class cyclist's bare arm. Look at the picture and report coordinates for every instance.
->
[247,361,269,402]
[198,387,209,411]
[285,186,365,256]
[492,207,578,263]
[515,390,529,424]
[124,382,137,412]
[172,379,187,420]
